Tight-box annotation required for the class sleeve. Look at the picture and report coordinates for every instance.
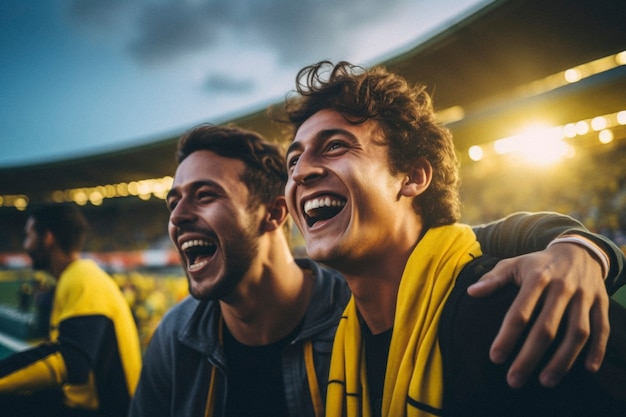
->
[472,211,626,293]
[0,343,67,393]
[128,323,173,417]
[0,314,115,394]
[57,315,117,384]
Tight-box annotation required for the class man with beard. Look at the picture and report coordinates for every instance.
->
[0,204,142,417]
[130,124,625,417]
[282,61,626,416]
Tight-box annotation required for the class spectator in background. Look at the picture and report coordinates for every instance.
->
[281,60,626,416]
[0,204,142,417]
[130,124,625,417]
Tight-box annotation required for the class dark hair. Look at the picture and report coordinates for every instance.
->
[30,204,89,253]
[176,124,287,208]
[278,61,460,227]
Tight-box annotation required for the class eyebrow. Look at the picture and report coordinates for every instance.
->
[285,141,302,157]
[165,179,221,201]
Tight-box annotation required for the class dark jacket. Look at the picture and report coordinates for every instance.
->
[128,258,350,417]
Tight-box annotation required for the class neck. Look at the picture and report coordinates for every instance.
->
[220,235,313,345]
[343,258,403,335]
[50,251,80,280]
[340,232,421,335]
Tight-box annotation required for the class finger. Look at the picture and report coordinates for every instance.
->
[502,279,571,388]
[467,259,515,297]
[584,295,609,372]
[489,275,546,366]
[537,292,590,388]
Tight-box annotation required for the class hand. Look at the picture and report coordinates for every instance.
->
[467,242,609,389]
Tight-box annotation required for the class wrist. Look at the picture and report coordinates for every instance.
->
[547,235,609,279]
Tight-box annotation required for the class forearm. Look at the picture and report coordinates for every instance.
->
[473,211,625,293]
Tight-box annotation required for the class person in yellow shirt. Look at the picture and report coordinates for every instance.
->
[0,203,142,417]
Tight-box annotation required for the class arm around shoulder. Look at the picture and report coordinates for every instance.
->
[440,256,626,417]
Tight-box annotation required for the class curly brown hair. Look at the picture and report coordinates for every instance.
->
[275,61,460,228]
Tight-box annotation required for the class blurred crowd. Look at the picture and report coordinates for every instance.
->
[459,143,626,250]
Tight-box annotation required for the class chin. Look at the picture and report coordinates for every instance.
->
[188,280,215,300]
[188,277,232,301]
[305,244,339,266]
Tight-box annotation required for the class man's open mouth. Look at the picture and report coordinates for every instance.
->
[303,196,346,227]
[181,239,217,271]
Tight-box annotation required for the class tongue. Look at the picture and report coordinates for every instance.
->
[307,206,342,226]
[195,251,216,265]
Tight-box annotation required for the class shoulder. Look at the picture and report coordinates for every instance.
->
[297,258,349,291]
[156,296,202,332]
[439,256,626,416]
[57,259,116,292]
[297,257,351,308]
[441,255,511,339]
[143,296,206,362]
[439,255,518,415]
[296,258,351,339]
[440,255,514,375]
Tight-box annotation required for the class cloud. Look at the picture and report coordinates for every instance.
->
[62,0,457,104]
[127,2,222,64]
[203,73,255,94]
[249,0,409,63]
[66,0,132,34]
[66,0,411,66]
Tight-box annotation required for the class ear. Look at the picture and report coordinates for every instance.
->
[262,196,290,232]
[400,157,432,198]
[43,230,56,249]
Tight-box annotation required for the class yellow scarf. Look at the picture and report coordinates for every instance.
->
[326,224,482,417]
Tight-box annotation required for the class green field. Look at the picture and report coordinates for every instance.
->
[0,270,39,308]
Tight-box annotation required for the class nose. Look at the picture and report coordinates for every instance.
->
[290,152,325,185]
[169,198,196,227]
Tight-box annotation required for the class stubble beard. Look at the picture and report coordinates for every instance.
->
[188,221,260,301]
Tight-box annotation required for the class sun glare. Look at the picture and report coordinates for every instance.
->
[493,124,574,167]
[468,145,484,161]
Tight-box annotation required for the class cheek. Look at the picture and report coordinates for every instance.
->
[284,183,296,210]
[167,222,177,243]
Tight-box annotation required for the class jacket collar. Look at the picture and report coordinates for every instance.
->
[177,258,350,353]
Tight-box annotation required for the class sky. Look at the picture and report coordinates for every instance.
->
[0,0,488,167]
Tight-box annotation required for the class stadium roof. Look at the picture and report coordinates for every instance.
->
[2,0,625,205]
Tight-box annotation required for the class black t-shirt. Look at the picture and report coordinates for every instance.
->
[223,320,303,417]
[363,324,393,417]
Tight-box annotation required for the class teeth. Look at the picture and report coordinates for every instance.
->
[303,197,346,215]
[181,239,212,251]
[188,259,208,272]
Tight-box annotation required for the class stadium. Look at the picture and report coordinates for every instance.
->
[1,0,625,355]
